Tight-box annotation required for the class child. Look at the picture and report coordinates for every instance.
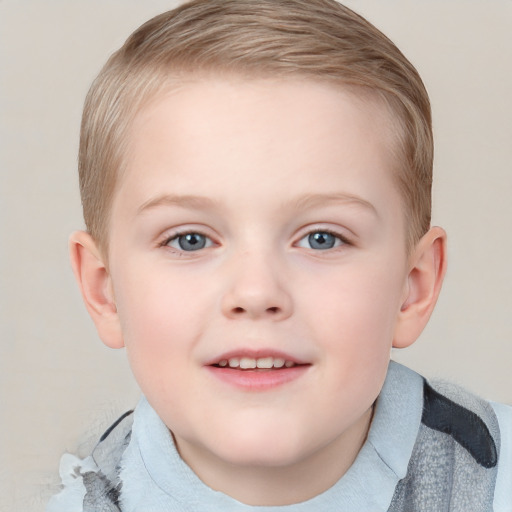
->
[47,0,511,510]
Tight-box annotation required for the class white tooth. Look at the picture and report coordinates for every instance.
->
[273,358,285,368]
[285,360,295,368]
[218,360,228,367]
[229,358,240,368]
[240,357,256,369]
[256,357,273,369]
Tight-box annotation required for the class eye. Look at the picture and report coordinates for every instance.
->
[166,232,213,251]
[296,230,346,250]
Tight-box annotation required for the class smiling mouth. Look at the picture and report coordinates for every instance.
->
[212,356,303,370]
[207,355,311,390]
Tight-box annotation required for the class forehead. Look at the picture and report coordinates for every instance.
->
[114,77,403,226]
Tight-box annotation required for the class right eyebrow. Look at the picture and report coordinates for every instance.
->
[290,192,379,218]
[136,194,219,215]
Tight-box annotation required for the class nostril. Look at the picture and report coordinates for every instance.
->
[267,307,279,314]
[233,307,245,314]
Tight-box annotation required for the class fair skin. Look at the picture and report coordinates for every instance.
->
[70,77,446,506]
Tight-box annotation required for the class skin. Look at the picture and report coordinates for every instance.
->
[70,77,446,506]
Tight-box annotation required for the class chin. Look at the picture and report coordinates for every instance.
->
[210,427,311,468]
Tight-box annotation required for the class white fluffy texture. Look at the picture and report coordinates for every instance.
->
[45,455,99,512]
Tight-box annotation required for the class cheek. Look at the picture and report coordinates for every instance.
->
[311,267,403,412]
[115,264,205,334]
[306,262,403,343]
[113,269,208,383]
[300,258,406,404]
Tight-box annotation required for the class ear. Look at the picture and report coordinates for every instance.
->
[69,231,125,349]
[393,226,447,349]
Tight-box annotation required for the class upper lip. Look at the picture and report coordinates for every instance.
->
[204,348,310,366]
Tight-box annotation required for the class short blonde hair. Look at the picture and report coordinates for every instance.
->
[79,0,433,253]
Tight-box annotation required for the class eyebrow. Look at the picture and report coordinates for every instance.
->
[136,192,377,217]
[291,193,378,216]
[137,194,220,214]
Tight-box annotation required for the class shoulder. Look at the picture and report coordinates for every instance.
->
[422,379,499,468]
[421,379,511,510]
[389,371,506,511]
[46,411,134,512]
[46,454,100,512]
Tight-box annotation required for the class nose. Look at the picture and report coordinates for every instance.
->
[220,251,293,321]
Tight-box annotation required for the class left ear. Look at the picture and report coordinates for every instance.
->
[393,226,447,349]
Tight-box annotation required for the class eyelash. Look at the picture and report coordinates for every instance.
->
[160,229,215,253]
[295,229,351,251]
[160,227,351,254]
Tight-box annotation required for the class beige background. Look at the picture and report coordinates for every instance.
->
[1,1,511,510]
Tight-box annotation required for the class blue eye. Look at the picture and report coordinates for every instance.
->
[297,231,345,250]
[167,232,213,251]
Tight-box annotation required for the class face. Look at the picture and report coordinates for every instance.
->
[108,77,410,479]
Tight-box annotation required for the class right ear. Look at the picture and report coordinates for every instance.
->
[69,231,124,349]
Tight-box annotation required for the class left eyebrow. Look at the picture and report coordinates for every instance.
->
[136,194,220,215]
[290,193,378,217]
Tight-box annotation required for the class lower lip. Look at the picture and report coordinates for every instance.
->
[205,365,310,391]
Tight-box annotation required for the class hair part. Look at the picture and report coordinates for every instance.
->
[79,0,433,255]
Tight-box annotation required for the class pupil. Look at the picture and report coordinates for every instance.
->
[309,232,335,250]
[179,233,206,251]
